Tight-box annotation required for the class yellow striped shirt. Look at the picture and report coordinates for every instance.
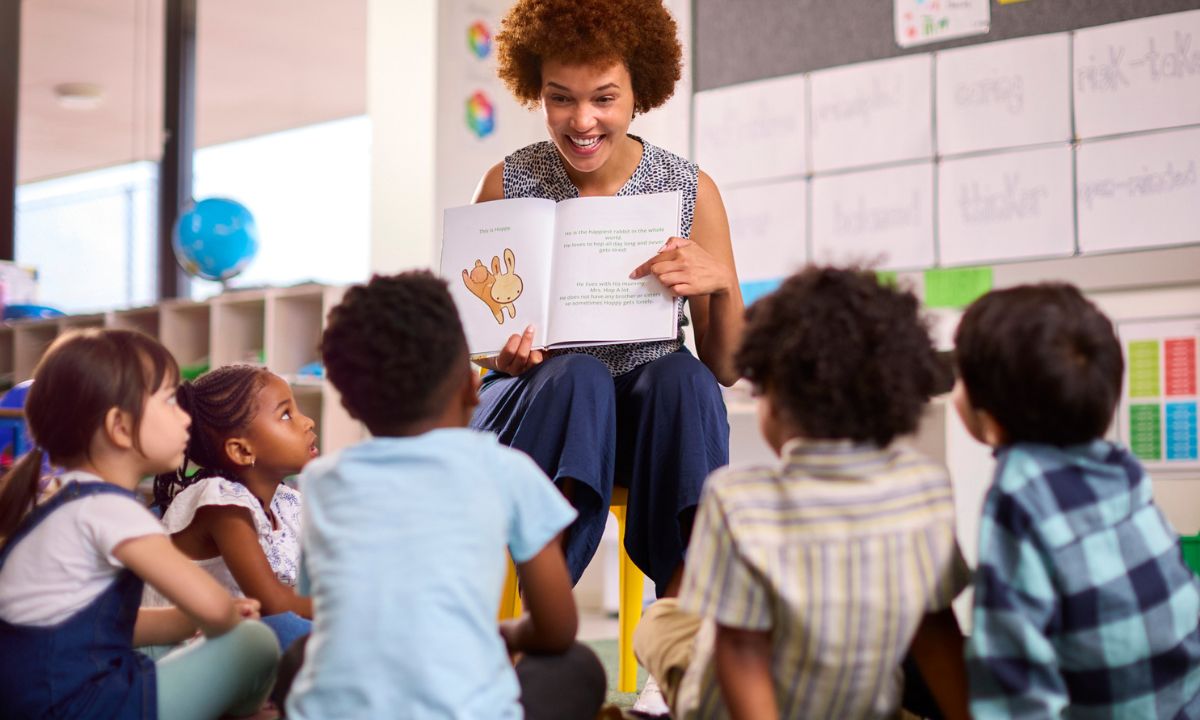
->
[676,438,968,719]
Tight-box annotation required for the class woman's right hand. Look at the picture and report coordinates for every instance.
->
[494,325,544,376]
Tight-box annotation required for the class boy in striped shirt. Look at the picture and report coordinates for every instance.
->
[953,284,1200,718]
[634,267,971,719]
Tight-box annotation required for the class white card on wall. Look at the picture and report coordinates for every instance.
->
[1077,126,1200,254]
[936,34,1072,156]
[724,179,808,284]
[811,162,935,270]
[810,55,933,173]
[894,0,990,49]
[693,74,807,187]
[938,145,1075,266]
[1074,9,1200,140]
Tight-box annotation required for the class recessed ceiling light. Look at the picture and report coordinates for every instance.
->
[53,82,105,110]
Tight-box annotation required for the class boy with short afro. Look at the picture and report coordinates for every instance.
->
[283,271,605,720]
[953,283,1200,718]
[634,266,971,719]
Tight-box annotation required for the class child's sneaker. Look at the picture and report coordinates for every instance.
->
[630,675,669,717]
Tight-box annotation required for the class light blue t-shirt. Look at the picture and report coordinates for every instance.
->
[286,428,577,720]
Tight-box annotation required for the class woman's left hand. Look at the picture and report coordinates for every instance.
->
[629,237,735,298]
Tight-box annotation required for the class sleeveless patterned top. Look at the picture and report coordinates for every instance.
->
[503,136,696,376]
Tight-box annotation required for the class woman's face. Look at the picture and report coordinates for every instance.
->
[540,58,636,175]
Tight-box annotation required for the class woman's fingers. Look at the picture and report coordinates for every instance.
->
[497,326,541,375]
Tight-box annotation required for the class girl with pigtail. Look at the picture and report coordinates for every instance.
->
[145,364,319,653]
[0,329,278,720]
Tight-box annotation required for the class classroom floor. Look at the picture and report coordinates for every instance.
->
[579,611,648,711]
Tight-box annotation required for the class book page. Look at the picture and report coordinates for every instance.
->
[545,192,681,347]
[441,198,555,357]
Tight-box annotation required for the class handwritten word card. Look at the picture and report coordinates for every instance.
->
[1117,316,1200,471]
[811,162,935,270]
[1074,9,1200,139]
[1076,126,1200,254]
[810,54,933,173]
[938,145,1074,266]
[894,0,990,49]
[936,34,1072,156]
[724,180,808,304]
[694,74,807,187]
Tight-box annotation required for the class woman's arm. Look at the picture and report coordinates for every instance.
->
[500,533,577,655]
[631,171,744,385]
[114,534,241,637]
[204,506,314,619]
[715,624,778,720]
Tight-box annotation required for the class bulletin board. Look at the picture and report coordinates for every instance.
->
[693,0,1200,307]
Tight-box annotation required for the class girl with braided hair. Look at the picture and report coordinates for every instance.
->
[144,364,319,653]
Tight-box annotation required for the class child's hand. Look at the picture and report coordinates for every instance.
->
[234,598,262,620]
[498,619,524,664]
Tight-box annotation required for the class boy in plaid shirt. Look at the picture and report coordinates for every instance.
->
[953,283,1200,718]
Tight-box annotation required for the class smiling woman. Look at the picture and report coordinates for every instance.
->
[468,0,744,604]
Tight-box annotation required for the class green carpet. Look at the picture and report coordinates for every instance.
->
[585,638,647,709]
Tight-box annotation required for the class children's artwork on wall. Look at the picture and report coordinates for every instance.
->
[893,0,990,49]
[1115,316,1200,471]
[1073,10,1200,140]
[693,74,807,187]
[935,33,1072,156]
[937,145,1075,266]
[461,248,523,325]
[1076,126,1200,255]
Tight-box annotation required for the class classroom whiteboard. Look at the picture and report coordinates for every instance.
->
[811,162,935,270]
[1076,126,1200,255]
[1074,9,1200,140]
[724,179,808,301]
[693,74,806,187]
[938,145,1075,266]
[809,54,933,173]
[936,33,1072,156]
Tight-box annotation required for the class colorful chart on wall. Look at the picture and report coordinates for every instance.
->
[1116,316,1200,471]
[894,0,990,49]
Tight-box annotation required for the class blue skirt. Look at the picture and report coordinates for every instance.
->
[470,350,730,595]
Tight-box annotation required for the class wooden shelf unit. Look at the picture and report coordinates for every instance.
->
[1,284,366,454]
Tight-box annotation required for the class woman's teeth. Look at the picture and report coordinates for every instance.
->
[570,136,600,147]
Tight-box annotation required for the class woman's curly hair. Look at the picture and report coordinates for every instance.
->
[735,267,945,447]
[496,0,682,114]
[321,272,467,435]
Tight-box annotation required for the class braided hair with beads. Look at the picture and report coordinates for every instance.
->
[152,364,271,512]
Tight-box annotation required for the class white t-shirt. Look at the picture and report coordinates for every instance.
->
[0,471,165,626]
[142,476,302,606]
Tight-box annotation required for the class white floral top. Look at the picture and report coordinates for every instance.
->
[142,477,302,607]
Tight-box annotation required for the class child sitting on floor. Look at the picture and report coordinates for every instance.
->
[634,266,971,719]
[146,364,318,653]
[953,283,1200,717]
[0,329,278,719]
[282,272,606,720]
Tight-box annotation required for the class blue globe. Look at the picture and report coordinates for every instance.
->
[173,198,259,282]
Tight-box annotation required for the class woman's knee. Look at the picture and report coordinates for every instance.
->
[636,352,721,404]
[541,354,611,391]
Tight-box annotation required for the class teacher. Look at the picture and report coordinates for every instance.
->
[471,0,743,597]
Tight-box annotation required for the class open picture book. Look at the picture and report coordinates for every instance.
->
[441,191,682,358]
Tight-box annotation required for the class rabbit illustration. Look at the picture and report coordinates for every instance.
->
[461,259,506,324]
[489,248,523,321]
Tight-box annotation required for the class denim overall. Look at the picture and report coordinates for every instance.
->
[0,481,157,719]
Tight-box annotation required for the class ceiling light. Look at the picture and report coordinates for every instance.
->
[53,82,105,110]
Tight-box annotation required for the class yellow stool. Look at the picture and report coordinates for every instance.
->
[498,485,644,693]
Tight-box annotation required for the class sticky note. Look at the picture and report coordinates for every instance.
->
[923,267,993,308]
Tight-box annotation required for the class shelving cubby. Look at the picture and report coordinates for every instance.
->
[211,290,267,368]
[108,307,161,338]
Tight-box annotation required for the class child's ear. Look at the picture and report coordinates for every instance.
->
[223,437,256,469]
[104,407,136,450]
